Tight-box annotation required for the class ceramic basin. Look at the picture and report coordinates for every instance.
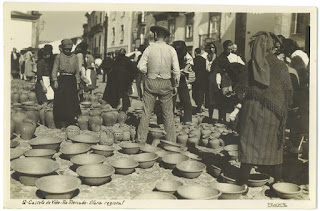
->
[177,184,221,200]
[76,164,115,186]
[176,160,206,179]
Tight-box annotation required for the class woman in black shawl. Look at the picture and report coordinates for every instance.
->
[236,32,293,186]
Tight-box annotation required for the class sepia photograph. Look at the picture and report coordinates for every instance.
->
[2,2,317,209]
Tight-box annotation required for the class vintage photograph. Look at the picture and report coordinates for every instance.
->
[3,2,317,209]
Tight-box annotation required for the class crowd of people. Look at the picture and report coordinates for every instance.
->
[11,25,309,187]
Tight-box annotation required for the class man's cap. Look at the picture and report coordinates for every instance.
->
[150,25,170,37]
[61,39,73,49]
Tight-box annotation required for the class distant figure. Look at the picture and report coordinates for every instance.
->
[192,48,208,113]
[11,48,20,78]
[100,52,113,83]
[44,44,55,77]
[95,55,103,75]
[24,50,36,82]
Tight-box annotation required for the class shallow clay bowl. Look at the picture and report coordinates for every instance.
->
[221,173,236,184]
[10,140,20,148]
[80,101,92,108]
[11,157,59,186]
[140,144,161,153]
[272,182,302,199]
[155,180,183,194]
[10,148,25,160]
[119,142,140,154]
[224,145,238,152]
[91,145,115,157]
[133,191,177,200]
[76,164,115,186]
[60,143,91,160]
[24,149,56,159]
[213,183,247,199]
[69,134,100,145]
[160,140,182,148]
[176,160,206,179]
[70,154,106,167]
[163,145,183,153]
[30,137,62,151]
[162,153,189,169]
[134,153,158,169]
[35,175,81,199]
[248,173,270,187]
[177,184,221,200]
[154,150,172,162]
[110,158,139,175]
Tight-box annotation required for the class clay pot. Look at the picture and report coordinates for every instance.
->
[99,129,114,145]
[174,116,180,124]
[12,110,28,134]
[188,134,200,147]
[45,108,56,129]
[28,92,37,102]
[77,115,89,130]
[20,119,37,140]
[177,133,189,146]
[90,95,99,103]
[102,111,117,126]
[88,116,103,132]
[208,139,225,149]
[25,110,38,123]
[12,93,20,103]
[201,138,209,147]
[192,117,199,125]
[201,129,212,137]
[113,129,123,142]
[19,92,29,103]
[190,129,201,140]
[130,128,136,141]
[83,93,91,101]
[117,111,127,124]
[122,130,131,141]
[90,108,101,116]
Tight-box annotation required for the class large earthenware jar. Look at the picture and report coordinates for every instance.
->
[102,110,117,126]
[12,92,20,103]
[177,133,189,147]
[188,133,200,147]
[45,108,56,129]
[117,111,127,125]
[12,110,28,134]
[28,92,37,102]
[19,92,28,103]
[20,119,37,140]
[90,108,101,117]
[77,115,89,130]
[88,115,103,132]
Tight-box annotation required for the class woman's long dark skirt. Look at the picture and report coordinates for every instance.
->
[53,75,81,124]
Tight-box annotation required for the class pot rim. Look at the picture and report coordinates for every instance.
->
[76,164,115,178]
[35,175,81,194]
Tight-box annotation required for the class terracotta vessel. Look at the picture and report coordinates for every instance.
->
[20,119,37,140]
[12,110,28,134]
[12,93,20,103]
[122,130,131,141]
[45,108,56,129]
[177,133,189,146]
[39,107,46,125]
[88,115,103,132]
[90,95,99,103]
[208,138,225,149]
[99,129,114,145]
[28,92,37,101]
[102,111,117,126]
[117,111,127,124]
[188,134,200,146]
[77,115,89,130]
[19,92,28,103]
[90,108,101,116]
[113,129,123,142]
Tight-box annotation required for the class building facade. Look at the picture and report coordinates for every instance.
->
[83,11,310,60]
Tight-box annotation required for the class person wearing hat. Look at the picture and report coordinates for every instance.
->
[136,25,180,144]
[52,38,81,130]
[103,48,137,111]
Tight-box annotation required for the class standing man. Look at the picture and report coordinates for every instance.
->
[137,25,180,144]
[192,48,208,113]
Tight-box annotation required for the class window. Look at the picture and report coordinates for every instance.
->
[100,13,102,24]
[185,13,194,39]
[208,13,221,41]
[120,25,124,43]
[168,19,175,43]
[99,36,101,48]
[112,27,115,44]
